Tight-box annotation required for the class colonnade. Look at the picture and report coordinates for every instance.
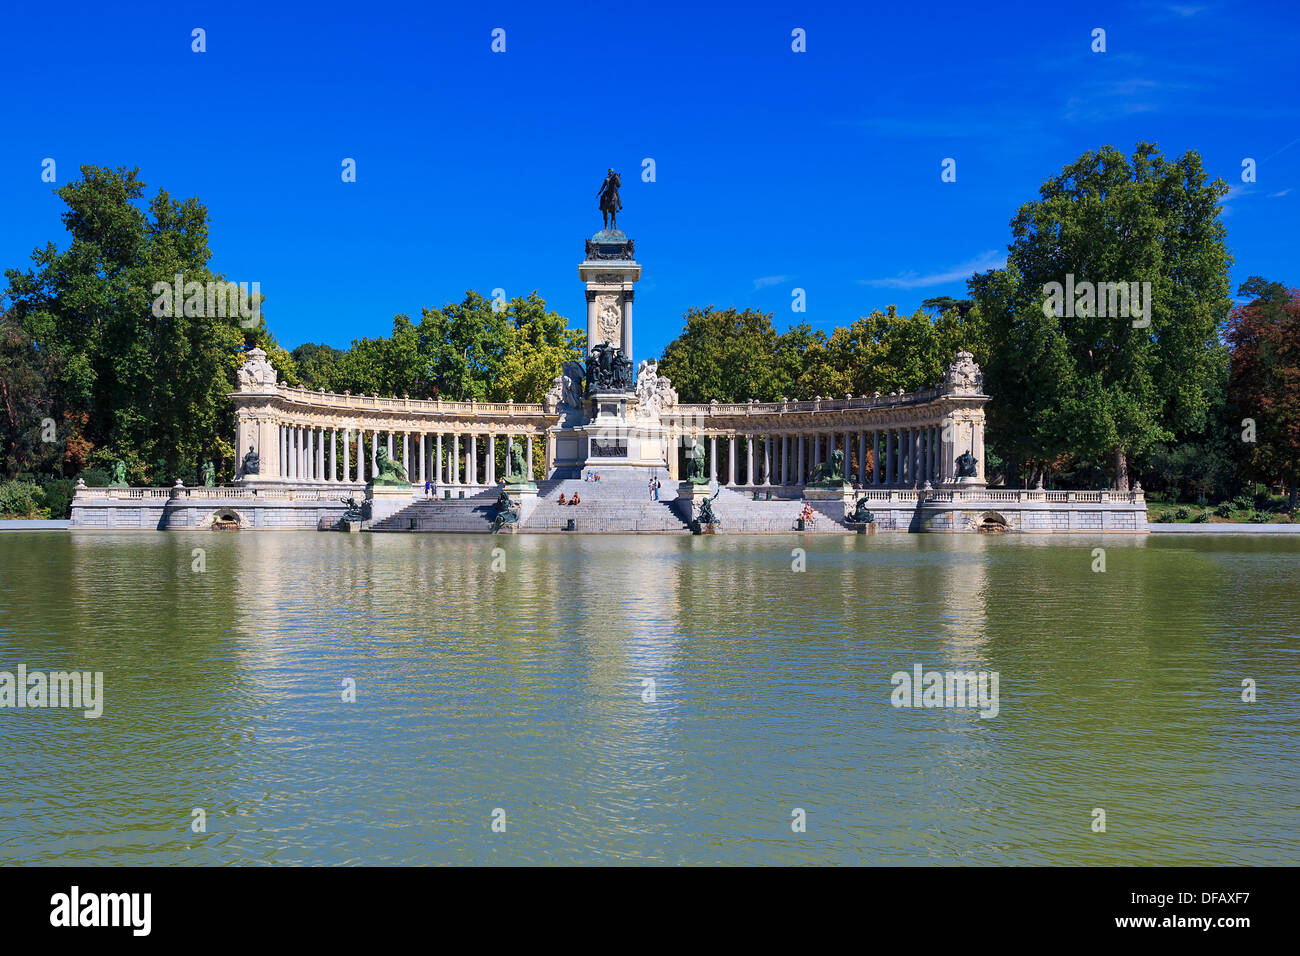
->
[271,425,534,485]
[694,426,954,488]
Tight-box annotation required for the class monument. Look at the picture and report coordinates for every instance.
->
[548,169,678,476]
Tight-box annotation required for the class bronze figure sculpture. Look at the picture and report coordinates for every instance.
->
[598,169,622,231]
[809,450,846,486]
[956,450,978,478]
[371,447,408,486]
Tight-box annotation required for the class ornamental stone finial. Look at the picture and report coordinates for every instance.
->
[943,350,984,395]
[236,347,278,391]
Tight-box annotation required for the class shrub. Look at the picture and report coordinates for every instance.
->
[38,478,76,520]
[79,468,111,487]
[0,481,44,518]
[1174,506,1191,520]
[1249,511,1270,523]
[1232,494,1254,512]
[1155,510,1173,522]
[1191,510,1210,523]
[1214,502,1233,518]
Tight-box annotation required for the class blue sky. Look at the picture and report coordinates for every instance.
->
[1,0,1296,362]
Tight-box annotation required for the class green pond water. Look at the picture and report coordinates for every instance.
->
[0,531,1296,865]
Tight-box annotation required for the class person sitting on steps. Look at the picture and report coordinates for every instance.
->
[571,492,581,505]
[558,493,567,505]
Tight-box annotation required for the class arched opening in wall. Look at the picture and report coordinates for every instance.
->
[976,511,1008,533]
[212,510,241,531]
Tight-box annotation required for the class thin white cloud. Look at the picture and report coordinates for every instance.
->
[1269,188,1291,197]
[752,275,792,290]
[858,251,1006,290]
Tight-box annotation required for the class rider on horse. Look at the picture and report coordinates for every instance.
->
[598,169,622,231]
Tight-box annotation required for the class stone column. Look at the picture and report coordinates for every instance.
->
[356,430,364,482]
[451,434,460,484]
[780,435,789,486]
[487,435,496,485]
[418,434,426,484]
[622,293,633,358]
[744,436,753,487]
[709,436,718,482]
[525,436,533,479]
[468,435,477,486]
[370,431,378,476]
[885,431,894,485]
[728,437,736,486]
[436,434,443,484]
[972,418,985,482]
[585,291,597,355]
[797,435,805,485]
[842,431,851,481]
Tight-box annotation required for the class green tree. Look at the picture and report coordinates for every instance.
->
[658,307,785,402]
[5,166,252,484]
[969,143,1231,488]
[291,342,345,390]
[323,291,581,403]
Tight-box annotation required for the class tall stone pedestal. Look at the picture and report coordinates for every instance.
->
[366,483,414,524]
[803,484,855,505]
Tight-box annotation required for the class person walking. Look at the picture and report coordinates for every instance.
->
[424,478,432,500]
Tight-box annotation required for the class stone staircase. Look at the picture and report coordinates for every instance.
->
[707,486,853,533]
[523,471,690,533]
[365,472,856,535]
[369,492,499,533]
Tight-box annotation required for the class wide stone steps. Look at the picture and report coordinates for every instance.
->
[370,495,498,533]
[525,476,687,532]
[366,477,854,534]
[707,487,853,533]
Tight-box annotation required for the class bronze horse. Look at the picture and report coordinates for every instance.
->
[598,169,622,231]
